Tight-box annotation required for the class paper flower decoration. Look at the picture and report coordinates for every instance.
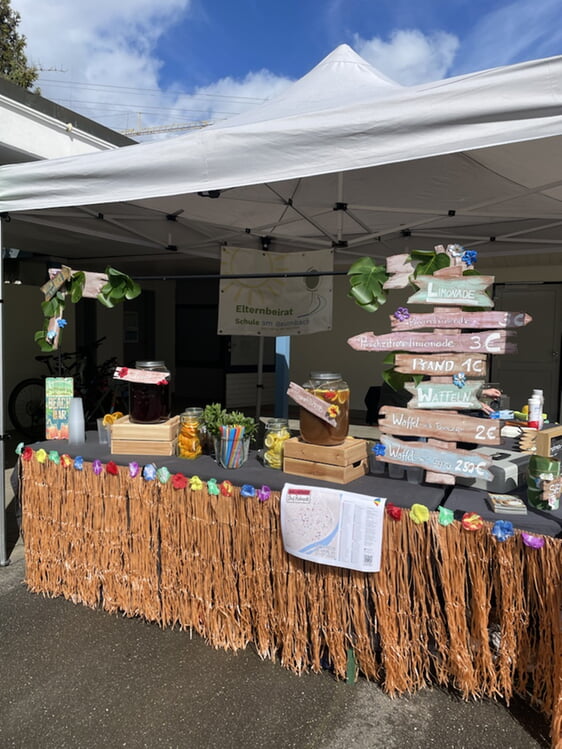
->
[220,480,233,497]
[56,318,67,328]
[447,243,464,257]
[35,448,47,464]
[492,520,514,542]
[489,411,500,419]
[15,442,24,455]
[373,442,386,457]
[453,373,466,388]
[118,367,129,378]
[73,456,84,470]
[438,506,454,526]
[386,502,402,520]
[393,306,410,321]
[142,463,156,481]
[48,450,60,464]
[461,512,483,531]
[171,473,188,489]
[60,454,72,468]
[106,461,119,476]
[92,459,103,476]
[409,503,430,524]
[22,446,33,461]
[521,532,545,549]
[155,466,169,484]
[258,485,271,502]
[207,478,220,496]
[327,404,340,419]
[189,475,203,491]
[128,461,140,478]
[241,484,256,498]
[461,249,478,266]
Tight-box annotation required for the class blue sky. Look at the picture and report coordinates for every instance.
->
[14,0,562,137]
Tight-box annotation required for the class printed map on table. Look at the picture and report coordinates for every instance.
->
[280,483,386,572]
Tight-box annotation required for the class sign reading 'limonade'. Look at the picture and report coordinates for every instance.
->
[407,275,494,307]
[378,406,500,445]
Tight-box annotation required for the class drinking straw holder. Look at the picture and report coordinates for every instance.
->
[214,425,250,469]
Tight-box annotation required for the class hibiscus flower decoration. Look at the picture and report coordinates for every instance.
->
[241,484,256,498]
[172,473,188,489]
[258,485,271,502]
[393,306,410,322]
[106,461,119,476]
[461,249,478,266]
[92,459,103,476]
[385,502,402,520]
[118,367,129,378]
[220,480,233,497]
[492,520,514,542]
[128,461,140,478]
[327,404,340,419]
[373,442,386,457]
[453,373,466,388]
[22,446,34,462]
[207,478,220,495]
[189,475,203,491]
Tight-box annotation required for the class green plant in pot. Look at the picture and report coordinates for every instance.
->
[201,403,258,469]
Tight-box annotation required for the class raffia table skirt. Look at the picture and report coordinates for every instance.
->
[19,458,562,748]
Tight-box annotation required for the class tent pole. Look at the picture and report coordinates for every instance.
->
[275,337,290,419]
[255,336,264,422]
[0,220,8,567]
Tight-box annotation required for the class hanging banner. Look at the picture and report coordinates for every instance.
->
[218,247,333,336]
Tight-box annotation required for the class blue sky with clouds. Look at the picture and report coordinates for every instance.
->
[14,0,562,137]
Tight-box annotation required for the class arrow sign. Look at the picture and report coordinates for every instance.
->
[286,382,337,426]
[379,435,493,481]
[378,406,501,444]
[404,380,485,409]
[407,275,494,308]
[347,330,516,354]
[394,353,487,376]
[391,310,532,331]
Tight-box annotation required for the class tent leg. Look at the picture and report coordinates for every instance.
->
[0,220,9,567]
[255,336,264,422]
[275,336,290,419]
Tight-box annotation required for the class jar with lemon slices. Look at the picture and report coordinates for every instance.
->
[263,418,291,469]
[299,372,350,446]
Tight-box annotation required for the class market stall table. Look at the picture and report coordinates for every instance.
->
[15,436,562,748]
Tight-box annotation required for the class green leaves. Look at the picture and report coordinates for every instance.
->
[409,249,450,277]
[347,257,389,312]
[98,267,141,309]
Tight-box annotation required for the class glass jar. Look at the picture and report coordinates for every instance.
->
[178,407,203,459]
[299,371,349,446]
[129,360,171,424]
[263,418,291,469]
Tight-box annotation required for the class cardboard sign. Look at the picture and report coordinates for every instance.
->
[378,406,501,444]
[40,266,72,301]
[404,380,484,409]
[407,275,494,308]
[379,435,493,481]
[391,310,532,331]
[394,353,487,376]
[114,366,169,384]
[286,382,337,426]
[347,330,516,354]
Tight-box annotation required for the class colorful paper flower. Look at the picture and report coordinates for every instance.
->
[106,461,119,476]
[157,379,169,386]
[35,448,47,464]
[438,506,455,526]
[92,459,103,476]
[409,503,430,524]
[393,306,410,321]
[189,475,203,491]
[207,478,220,495]
[327,404,340,419]
[56,318,67,328]
[373,442,386,457]
[22,446,33,462]
[73,456,84,470]
[48,450,60,464]
[171,473,188,489]
[489,411,500,419]
[453,372,466,388]
[46,330,56,341]
[142,464,156,481]
[461,249,478,266]
[156,466,170,484]
[258,485,271,502]
[492,520,514,542]
[241,484,256,498]
[461,512,483,531]
[385,502,402,520]
[128,461,140,478]
[60,454,72,467]
[118,367,129,378]
[521,532,545,549]
[15,442,24,455]
[220,480,233,497]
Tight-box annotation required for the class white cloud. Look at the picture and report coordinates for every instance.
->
[353,29,460,85]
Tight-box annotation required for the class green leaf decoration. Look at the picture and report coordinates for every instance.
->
[409,249,450,278]
[69,272,86,303]
[347,257,389,313]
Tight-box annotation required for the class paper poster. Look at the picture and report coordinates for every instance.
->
[45,377,74,440]
[280,483,386,572]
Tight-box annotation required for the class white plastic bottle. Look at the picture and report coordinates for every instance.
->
[528,395,541,430]
[532,389,544,429]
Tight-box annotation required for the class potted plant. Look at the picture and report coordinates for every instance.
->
[201,403,258,468]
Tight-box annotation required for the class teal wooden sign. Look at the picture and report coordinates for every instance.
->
[404,380,485,409]
[407,275,494,308]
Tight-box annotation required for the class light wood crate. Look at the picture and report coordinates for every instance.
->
[110,415,180,455]
[283,437,368,484]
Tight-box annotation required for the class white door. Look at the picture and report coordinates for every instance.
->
[491,284,562,421]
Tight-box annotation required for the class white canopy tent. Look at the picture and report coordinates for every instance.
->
[2,44,562,563]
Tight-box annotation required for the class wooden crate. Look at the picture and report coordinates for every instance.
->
[110,415,180,455]
[283,437,368,484]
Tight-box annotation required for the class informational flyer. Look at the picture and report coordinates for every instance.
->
[280,483,386,572]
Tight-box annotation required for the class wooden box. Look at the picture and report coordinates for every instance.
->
[110,415,180,455]
[283,437,368,484]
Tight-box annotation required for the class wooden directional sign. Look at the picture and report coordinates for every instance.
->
[394,353,487,376]
[378,406,501,444]
[40,265,72,301]
[383,254,416,289]
[407,275,494,308]
[391,310,532,331]
[404,380,484,410]
[379,435,493,481]
[347,330,516,354]
[286,382,337,426]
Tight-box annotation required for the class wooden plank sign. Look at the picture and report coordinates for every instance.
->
[378,406,501,445]
[407,275,494,308]
[394,353,487,376]
[391,310,532,331]
[383,254,416,289]
[404,380,484,409]
[379,435,493,481]
[347,330,516,354]
[286,382,337,426]
[40,265,72,301]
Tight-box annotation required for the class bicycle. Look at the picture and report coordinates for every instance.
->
[8,338,128,440]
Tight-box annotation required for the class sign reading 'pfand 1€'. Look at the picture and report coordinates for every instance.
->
[347,330,516,354]
[394,353,487,376]
[378,406,501,444]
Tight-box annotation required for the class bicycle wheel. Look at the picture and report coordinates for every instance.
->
[8,378,46,440]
